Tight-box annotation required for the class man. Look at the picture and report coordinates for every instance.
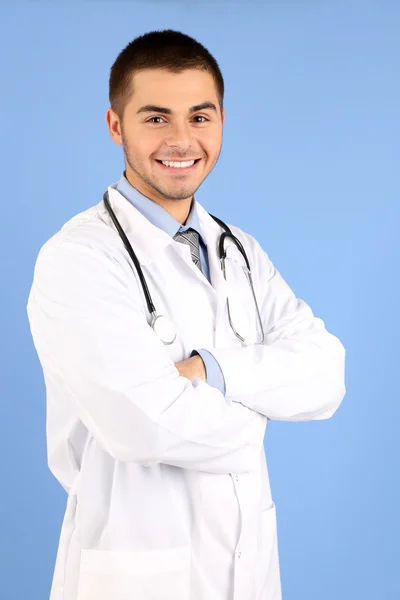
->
[27,29,346,600]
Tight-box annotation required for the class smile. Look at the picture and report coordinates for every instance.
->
[155,159,201,173]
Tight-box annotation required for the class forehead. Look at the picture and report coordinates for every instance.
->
[129,68,219,108]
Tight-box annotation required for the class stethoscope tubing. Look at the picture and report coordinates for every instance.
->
[103,192,156,315]
[102,191,265,344]
[103,191,235,313]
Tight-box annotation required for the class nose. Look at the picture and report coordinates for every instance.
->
[165,120,193,152]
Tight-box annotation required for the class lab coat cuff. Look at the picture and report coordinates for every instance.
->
[191,350,226,395]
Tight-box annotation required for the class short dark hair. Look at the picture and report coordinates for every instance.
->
[109,29,224,119]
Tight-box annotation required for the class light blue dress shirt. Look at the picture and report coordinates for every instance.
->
[116,172,226,395]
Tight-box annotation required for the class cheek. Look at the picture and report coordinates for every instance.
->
[202,131,222,156]
[204,141,222,164]
[127,136,156,163]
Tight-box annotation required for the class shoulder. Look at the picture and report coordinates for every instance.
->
[32,201,131,284]
[35,201,123,264]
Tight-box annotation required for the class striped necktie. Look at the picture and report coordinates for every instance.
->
[173,228,202,272]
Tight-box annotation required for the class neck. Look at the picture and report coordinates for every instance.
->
[125,168,192,225]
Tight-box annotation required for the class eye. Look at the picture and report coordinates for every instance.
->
[193,115,209,123]
[147,116,166,124]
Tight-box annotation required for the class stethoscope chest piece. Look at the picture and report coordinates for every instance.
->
[151,314,177,345]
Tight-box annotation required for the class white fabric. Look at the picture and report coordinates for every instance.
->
[27,183,346,600]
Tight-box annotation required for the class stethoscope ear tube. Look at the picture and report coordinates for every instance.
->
[209,214,251,272]
[218,232,251,272]
[103,192,156,315]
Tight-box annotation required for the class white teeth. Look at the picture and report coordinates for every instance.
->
[161,160,195,168]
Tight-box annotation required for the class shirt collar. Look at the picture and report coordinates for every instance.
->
[116,172,207,247]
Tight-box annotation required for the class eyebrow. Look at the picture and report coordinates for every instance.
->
[136,101,218,115]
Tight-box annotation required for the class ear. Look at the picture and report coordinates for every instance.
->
[105,107,123,146]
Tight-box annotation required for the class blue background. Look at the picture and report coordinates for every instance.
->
[1,1,399,598]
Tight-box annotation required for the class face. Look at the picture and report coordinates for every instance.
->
[106,68,225,203]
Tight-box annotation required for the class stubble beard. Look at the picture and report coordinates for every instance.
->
[121,135,222,202]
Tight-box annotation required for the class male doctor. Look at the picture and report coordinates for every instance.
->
[27,29,346,600]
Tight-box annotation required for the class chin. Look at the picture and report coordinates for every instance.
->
[157,182,200,201]
[165,191,196,201]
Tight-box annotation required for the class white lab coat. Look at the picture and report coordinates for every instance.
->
[27,183,346,600]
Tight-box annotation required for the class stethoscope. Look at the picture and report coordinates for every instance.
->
[103,191,265,346]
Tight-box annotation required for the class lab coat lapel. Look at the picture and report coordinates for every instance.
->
[196,202,229,327]
[104,186,229,328]
[104,185,173,266]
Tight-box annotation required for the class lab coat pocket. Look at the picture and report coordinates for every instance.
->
[76,546,191,600]
[256,503,282,600]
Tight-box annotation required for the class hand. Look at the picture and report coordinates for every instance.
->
[175,355,206,383]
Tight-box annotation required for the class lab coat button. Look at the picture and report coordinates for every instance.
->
[235,475,239,481]
[237,550,242,559]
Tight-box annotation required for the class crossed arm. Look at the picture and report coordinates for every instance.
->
[27,237,345,475]
[175,230,346,422]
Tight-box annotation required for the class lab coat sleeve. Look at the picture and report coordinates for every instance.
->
[27,240,266,472]
[205,232,346,421]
